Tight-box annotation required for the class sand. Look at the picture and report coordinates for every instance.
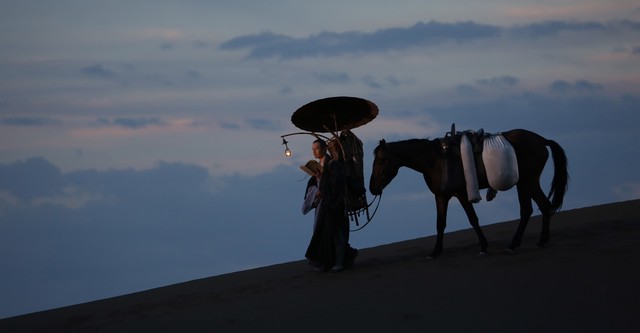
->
[1,199,639,332]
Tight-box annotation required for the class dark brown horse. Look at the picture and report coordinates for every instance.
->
[369,128,569,258]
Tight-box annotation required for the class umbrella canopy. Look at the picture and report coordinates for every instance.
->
[291,96,378,133]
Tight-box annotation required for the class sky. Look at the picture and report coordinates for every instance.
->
[1,0,640,319]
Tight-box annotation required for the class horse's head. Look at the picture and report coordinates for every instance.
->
[369,139,399,195]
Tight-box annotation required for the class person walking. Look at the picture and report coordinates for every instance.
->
[304,139,357,272]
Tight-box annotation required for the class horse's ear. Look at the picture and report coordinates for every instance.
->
[379,139,386,146]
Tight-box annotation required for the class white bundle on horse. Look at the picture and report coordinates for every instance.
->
[460,134,481,203]
[482,134,519,191]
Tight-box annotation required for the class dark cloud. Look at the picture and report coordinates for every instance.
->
[219,31,293,50]
[456,84,481,97]
[549,80,572,94]
[64,161,210,200]
[422,89,638,136]
[81,64,115,80]
[618,19,640,30]
[549,80,603,94]
[508,20,606,38]
[96,117,167,129]
[220,21,500,59]
[475,76,519,87]
[220,20,640,60]
[633,46,640,54]
[0,157,64,201]
[0,116,61,126]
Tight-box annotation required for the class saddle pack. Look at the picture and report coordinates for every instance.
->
[439,124,519,201]
[328,130,369,222]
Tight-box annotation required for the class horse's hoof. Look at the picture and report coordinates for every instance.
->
[477,251,488,256]
[504,248,515,254]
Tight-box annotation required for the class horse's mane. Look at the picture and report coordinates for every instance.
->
[393,138,430,144]
[375,138,438,153]
[373,138,442,170]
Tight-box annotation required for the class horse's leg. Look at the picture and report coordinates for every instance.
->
[530,184,552,247]
[456,196,488,254]
[429,195,450,258]
[508,185,534,251]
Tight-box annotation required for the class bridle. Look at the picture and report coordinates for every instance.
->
[349,194,381,232]
[349,147,392,232]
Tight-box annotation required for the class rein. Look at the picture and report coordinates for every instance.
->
[350,194,382,232]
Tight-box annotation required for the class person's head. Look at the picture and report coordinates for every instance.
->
[312,139,328,159]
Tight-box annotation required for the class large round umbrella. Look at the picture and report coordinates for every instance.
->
[291,96,378,133]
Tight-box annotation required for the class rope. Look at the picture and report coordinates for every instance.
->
[349,194,382,232]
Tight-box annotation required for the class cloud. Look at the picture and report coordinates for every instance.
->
[456,84,481,97]
[81,64,115,80]
[475,76,519,87]
[96,117,167,129]
[421,87,639,137]
[218,31,293,50]
[454,76,519,98]
[220,20,640,60]
[0,116,61,126]
[549,79,603,94]
[219,21,501,59]
[0,158,312,317]
[508,20,606,37]
[0,157,64,201]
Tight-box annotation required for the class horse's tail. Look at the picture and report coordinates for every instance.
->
[545,139,569,214]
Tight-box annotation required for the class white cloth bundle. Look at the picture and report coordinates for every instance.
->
[482,134,519,191]
[460,134,481,203]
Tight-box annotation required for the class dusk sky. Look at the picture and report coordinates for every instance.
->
[2,0,640,318]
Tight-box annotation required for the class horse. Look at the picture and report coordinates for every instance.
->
[369,128,569,258]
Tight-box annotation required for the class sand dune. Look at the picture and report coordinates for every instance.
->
[1,199,639,332]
